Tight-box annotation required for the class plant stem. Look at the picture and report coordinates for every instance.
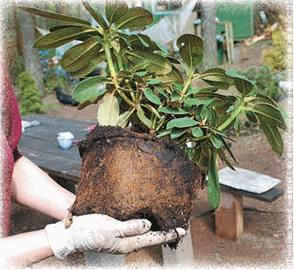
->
[103,33,117,79]
[179,70,194,100]
[217,101,244,131]
[103,32,136,108]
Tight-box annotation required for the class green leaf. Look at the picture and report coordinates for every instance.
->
[191,127,203,137]
[184,98,214,108]
[194,91,236,104]
[252,103,287,131]
[158,107,189,115]
[77,97,100,110]
[143,88,161,105]
[159,65,184,84]
[142,104,161,119]
[33,26,97,49]
[176,34,203,69]
[167,117,198,129]
[210,134,222,149]
[254,93,278,108]
[219,136,238,165]
[126,50,172,75]
[115,7,153,30]
[97,93,119,126]
[146,78,161,85]
[186,86,218,95]
[137,34,159,51]
[128,35,151,51]
[117,110,133,128]
[19,6,91,26]
[226,72,254,96]
[60,37,102,72]
[69,51,106,78]
[106,0,129,25]
[234,118,241,136]
[207,149,220,209]
[170,128,187,139]
[200,68,234,90]
[217,148,235,171]
[204,126,234,141]
[259,119,284,156]
[245,110,258,123]
[192,142,210,168]
[82,1,108,29]
[137,108,152,129]
[166,56,181,65]
[72,76,107,102]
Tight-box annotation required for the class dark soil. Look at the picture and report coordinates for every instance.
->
[70,125,205,247]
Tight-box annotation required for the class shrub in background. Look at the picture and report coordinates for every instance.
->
[262,26,287,72]
[17,71,44,115]
[237,64,286,101]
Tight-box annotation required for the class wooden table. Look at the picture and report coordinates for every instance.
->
[19,114,96,191]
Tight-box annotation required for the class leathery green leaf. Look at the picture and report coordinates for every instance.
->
[208,149,220,209]
[117,110,133,128]
[19,6,91,26]
[200,68,234,89]
[137,108,152,129]
[191,127,203,137]
[176,34,203,69]
[97,92,119,126]
[252,103,287,131]
[69,51,106,78]
[158,107,188,115]
[126,50,172,75]
[82,1,108,29]
[106,0,129,25]
[167,117,198,130]
[61,37,102,72]
[170,128,187,139]
[33,26,97,49]
[72,76,107,102]
[115,7,153,30]
[210,134,222,149]
[226,72,254,96]
[143,88,161,105]
[259,118,284,156]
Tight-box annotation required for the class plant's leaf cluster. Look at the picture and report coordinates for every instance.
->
[21,1,287,209]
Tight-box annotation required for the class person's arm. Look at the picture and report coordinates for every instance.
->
[6,156,186,268]
[1,229,53,269]
[11,156,76,220]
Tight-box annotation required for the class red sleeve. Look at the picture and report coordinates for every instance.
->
[0,61,23,237]
[1,62,23,159]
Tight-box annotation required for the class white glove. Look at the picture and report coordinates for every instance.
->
[45,214,186,259]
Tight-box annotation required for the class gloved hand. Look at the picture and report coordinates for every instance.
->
[45,214,186,259]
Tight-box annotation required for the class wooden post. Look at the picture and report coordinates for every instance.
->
[215,191,243,240]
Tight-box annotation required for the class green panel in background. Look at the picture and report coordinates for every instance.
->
[216,2,254,41]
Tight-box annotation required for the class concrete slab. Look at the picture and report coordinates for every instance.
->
[218,167,281,194]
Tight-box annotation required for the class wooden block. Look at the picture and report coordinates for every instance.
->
[125,245,163,267]
[215,191,244,240]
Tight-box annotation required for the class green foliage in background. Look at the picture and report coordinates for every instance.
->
[17,72,45,115]
[236,64,286,101]
[262,27,287,72]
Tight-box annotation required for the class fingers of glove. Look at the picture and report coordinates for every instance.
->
[115,219,151,238]
[115,228,187,254]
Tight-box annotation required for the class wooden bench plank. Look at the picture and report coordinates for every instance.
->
[221,185,284,202]
[19,148,81,183]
